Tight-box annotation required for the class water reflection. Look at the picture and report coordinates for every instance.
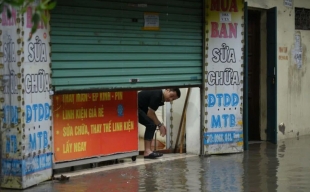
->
[203,153,244,191]
[2,136,310,192]
[276,137,310,192]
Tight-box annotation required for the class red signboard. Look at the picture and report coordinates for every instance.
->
[53,91,138,162]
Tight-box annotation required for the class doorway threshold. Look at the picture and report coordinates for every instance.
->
[249,141,265,144]
[54,154,196,179]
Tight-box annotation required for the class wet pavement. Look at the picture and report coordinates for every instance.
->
[2,135,310,192]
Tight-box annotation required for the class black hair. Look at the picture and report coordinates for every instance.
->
[170,88,181,98]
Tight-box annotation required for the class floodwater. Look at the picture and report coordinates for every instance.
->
[2,135,310,192]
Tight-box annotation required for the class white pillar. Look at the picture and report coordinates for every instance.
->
[0,4,52,189]
[186,88,201,155]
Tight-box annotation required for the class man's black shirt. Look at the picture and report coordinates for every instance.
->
[138,90,164,113]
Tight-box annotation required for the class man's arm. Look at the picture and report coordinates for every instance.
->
[147,108,161,126]
[147,108,167,137]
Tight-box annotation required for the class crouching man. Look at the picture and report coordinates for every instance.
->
[138,89,181,159]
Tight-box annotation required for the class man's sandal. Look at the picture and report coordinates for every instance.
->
[144,152,162,159]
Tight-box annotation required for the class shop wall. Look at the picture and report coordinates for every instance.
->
[248,0,310,140]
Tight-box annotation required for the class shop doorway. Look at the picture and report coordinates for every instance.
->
[248,10,261,141]
[246,8,277,144]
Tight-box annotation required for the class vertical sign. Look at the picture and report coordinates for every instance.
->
[19,3,52,189]
[204,0,244,154]
[53,91,138,162]
[0,4,23,188]
[0,4,51,189]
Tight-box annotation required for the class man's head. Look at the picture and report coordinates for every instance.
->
[163,88,181,102]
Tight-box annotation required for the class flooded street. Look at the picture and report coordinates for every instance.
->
[2,136,310,192]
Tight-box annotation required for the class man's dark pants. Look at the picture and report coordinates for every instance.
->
[138,109,156,141]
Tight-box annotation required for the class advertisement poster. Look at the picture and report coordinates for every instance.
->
[1,3,53,189]
[204,0,244,154]
[21,4,53,188]
[53,91,138,162]
[0,4,22,188]
[143,12,160,30]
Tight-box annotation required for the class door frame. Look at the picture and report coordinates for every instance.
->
[243,5,278,149]
[266,7,278,144]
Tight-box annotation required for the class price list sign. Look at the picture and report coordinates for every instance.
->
[53,91,138,162]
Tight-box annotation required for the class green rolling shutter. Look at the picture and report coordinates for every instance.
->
[51,0,203,92]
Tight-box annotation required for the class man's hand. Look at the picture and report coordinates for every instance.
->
[159,125,167,137]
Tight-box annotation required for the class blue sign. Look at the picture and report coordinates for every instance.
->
[204,131,243,145]
[6,135,17,153]
[26,103,50,123]
[207,93,239,128]
[208,93,239,107]
[2,153,52,176]
[29,131,49,151]
[2,105,18,124]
